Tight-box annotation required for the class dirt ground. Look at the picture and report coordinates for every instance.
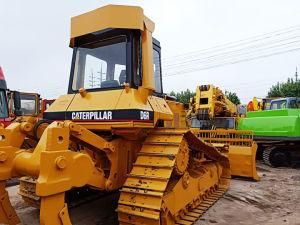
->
[197,162,300,225]
[6,161,300,225]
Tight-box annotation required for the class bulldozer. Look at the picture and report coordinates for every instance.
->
[188,84,237,129]
[0,5,230,225]
[188,84,259,180]
[0,66,45,130]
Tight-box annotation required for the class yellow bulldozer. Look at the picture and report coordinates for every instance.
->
[188,84,237,129]
[0,5,230,225]
[188,84,259,181]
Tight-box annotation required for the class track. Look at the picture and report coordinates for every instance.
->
[118,129,230,225]
[6,178,19,188]
[262,146,274,167]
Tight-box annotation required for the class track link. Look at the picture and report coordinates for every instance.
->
[118,130,182,225]
[118,129,230,225]
[175,187,227,225]
[262,147,274,167]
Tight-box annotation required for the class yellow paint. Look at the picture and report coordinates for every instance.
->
[70,5,154,43]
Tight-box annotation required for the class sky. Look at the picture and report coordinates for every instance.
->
[1,0,300,103]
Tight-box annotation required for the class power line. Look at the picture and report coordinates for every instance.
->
[163,41,300,75]
[162,25,300,63]
[164,34,300,69]
[163,47,300,77]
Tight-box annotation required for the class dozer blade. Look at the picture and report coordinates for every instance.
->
[227,144,259,181]
[192,129,260,181]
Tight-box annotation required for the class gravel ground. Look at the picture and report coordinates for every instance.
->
[197,162,300,225]
[5,161,300,225]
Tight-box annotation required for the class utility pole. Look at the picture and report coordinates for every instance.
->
[295,67,298,82]
[89,69,100,88]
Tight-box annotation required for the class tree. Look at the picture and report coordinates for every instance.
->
[225,91,241,105]
[169,89,195,104]
[267,77,300,97]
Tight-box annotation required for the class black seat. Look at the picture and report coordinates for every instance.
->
[101,80,119,88]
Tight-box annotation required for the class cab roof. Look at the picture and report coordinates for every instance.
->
[70,4,155,46]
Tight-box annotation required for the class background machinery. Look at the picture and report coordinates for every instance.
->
[188,84,259,180]
[188,84,237,129]
[0,67,10,127]
[0,5,231,225]
[246,97,274,112]
[239,97,300,167]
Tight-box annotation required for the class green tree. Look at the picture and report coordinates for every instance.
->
[169,89,195,104]
[225,91,241,105]
[267,77,300,97]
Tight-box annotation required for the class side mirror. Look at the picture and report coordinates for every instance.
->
[13,91,22,116]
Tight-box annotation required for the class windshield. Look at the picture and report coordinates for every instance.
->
[20,94,37,115]
[270,100,288,109]
[72,36,127,90]
[0,90,8,118]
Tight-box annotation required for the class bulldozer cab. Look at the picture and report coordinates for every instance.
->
[44,5,173,128]
[8,91,40,117]
[69,31,162,93]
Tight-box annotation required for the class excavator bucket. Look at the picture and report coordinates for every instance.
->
[192,129,260,181]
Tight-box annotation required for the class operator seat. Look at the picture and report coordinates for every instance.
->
[101,80,119,88]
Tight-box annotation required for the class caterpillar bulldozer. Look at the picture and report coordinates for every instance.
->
[188,84,259,180]
[0,5,230,225]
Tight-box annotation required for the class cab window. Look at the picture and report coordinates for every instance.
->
[72,36,127,90]
[153,49,162,93]
[0,90,8,118]
[20,94,38,115]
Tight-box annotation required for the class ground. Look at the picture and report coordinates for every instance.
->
[6,162,300,225]
[197,162,300,225]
